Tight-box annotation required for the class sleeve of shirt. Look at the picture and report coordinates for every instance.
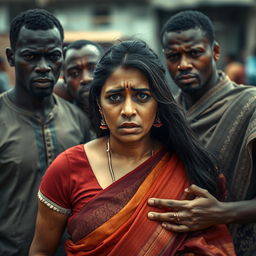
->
[39,150,72,215]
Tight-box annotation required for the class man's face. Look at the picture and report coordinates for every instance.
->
[8,26,63,98]
[162,28,219,94]
[64,44,101,99]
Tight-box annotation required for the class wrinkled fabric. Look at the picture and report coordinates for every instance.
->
[176,71,256,255]
[65,151,235,256]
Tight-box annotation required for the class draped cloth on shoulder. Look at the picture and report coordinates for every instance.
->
[65,149,235,256]
[176,71,256,255]
[176,71,256,201]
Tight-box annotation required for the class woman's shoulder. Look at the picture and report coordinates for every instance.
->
[45,144,88,176]
[84,137,105,155]
[83,137,106,169]
[64,144,86,156]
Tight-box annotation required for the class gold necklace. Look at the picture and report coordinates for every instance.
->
[106,137,154,183]
[106,138,116,182]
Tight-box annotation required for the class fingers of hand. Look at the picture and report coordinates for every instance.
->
[162,221,208,232]
[185,184,213,199]
[148,198,188,209]
[162,222,190,232]
[148,211,183,224]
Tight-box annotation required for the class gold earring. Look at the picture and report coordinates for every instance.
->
[153,113,163,128]
[100,117,108,130]
[99,108,108,130]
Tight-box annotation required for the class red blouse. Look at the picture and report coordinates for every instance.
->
[39,145,103,224]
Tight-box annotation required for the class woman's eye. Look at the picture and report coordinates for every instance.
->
[108,94,122,103]
[136,92,151,102]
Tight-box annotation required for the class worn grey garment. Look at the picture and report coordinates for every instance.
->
[0,92,91,256]
[176,71,256,256]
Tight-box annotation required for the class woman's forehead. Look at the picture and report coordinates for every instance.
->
[102,67,150,91]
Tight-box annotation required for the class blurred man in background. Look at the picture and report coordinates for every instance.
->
[54,39,103,115]
[224,52,245,84]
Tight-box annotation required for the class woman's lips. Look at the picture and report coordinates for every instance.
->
[119,123,139,128]
[118,123,141,134]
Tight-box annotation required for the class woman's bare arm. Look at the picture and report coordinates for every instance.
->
[29,200,68,256]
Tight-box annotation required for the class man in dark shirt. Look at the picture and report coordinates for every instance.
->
[0,9,91,255]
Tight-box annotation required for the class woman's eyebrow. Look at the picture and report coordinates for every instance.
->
[105,88,150,94]
[131,88,150,92]
[105,88,124,94]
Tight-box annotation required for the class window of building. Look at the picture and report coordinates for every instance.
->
[92,7,111,28]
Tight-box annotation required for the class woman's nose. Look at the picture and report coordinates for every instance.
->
[121,98,136,118]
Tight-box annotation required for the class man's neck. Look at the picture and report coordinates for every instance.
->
[182,71,220,109]
[8,88,55,121]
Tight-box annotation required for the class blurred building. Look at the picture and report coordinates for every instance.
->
[0,0,256,85]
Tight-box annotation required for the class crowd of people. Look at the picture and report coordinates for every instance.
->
[0,7,255,256]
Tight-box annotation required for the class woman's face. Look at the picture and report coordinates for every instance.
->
[100,66,158,143]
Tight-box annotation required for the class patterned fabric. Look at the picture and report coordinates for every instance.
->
[38,190,71,215]
[39,145,166,232]
[176,71,256,255]
[0,91,91,256]
[58,150,235,256]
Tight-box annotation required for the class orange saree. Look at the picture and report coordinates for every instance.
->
[65,150,236,256]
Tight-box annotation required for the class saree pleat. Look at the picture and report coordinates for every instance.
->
[65,151,236,256]
[175,225,236,256]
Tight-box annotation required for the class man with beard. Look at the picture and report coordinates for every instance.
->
[0,9,90,256]
[147,10,256,256]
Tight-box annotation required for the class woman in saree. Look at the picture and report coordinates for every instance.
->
[29,40,236,255]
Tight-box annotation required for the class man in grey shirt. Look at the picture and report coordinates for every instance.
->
[0,9,91,255]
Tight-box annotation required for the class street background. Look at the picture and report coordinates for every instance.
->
[1,0,255,91]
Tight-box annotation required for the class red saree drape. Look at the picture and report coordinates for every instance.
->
[65,150,236,256]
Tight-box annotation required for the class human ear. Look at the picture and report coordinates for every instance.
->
[6,48,15,67]
[213,41,220,62]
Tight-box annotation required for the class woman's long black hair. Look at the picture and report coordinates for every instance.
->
[89,39,221,198]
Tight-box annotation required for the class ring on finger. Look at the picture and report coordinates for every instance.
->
[173,212,181,223]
